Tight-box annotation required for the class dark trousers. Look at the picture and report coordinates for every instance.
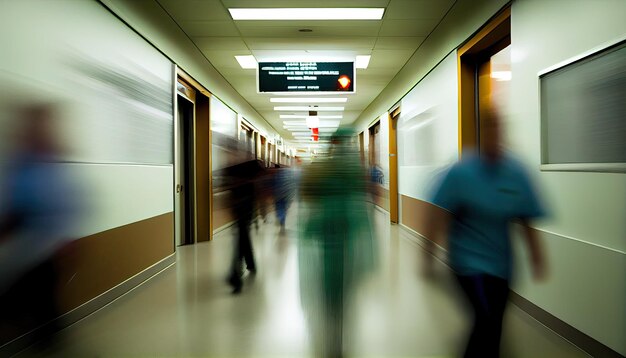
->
[456,274,509,358]
[228,219,256,287]
[0,257,59,344]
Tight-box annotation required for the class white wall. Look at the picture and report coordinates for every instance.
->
[210,96,245,172]
[508,0,626,353]
[100,0,278,138]
[398,52,458,201]
[0,0,174,237]
[211,96,238,139]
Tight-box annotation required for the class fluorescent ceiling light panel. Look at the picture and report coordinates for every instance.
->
[284,126,309,130]
[306,116,320,128]
[229,8,384,20]
[282,120,306,126]
[280,114,343,119]
[235,55,257,69]
[270,98,347,103]
[355,55,371,69]
[274,106,344,111]
[284,120,339,128]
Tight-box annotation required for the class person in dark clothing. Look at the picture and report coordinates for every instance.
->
[272,167,295,231]
[225,160,263,294]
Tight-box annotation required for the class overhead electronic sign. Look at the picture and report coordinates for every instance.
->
[258,62,355,93]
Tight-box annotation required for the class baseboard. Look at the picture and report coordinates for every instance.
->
[399,223,448,265]
[373,204,389,214]
[1,254,176,357]
[212,220,237,235]
[398,224,623,358]
[509,292,624,358]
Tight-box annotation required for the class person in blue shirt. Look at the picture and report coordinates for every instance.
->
[0,104,84,346]
[423,113,547,358]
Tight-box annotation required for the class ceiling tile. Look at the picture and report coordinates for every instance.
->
[251,50,366,62]
[374,37,424,50]
[179,21,240,37]
[368,49,416,69]
[379,19,439,36]
[157,0,231,21]
[357,67,400,77]
[235,22,382,37]
[193,36,249,50]
[384,0,455,20]
[244,37,377,50]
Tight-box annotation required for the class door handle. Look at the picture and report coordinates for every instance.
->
[176,184,183,193]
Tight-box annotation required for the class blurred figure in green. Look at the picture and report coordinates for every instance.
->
[298,128,376,357]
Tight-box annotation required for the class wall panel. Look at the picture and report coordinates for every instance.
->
[398,52,458,202]
[509,0,626,353]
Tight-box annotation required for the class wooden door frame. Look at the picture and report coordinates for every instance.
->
[358,131,365,164]
[368,121,380,167]
[457,7,511,158]
[389,107,401,223]
[176,67,213,242]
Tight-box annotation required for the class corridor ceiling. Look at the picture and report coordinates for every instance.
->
[156,0,455,141]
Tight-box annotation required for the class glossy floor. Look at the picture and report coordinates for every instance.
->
[18,205,588,357]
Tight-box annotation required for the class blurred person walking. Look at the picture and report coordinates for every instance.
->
[272,165,296,232]
[298,129,376,357]
[225,160,264,294]
[422,112,547,358]
[0,104,82,345]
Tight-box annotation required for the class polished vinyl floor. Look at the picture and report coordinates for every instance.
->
[19,205,588,357]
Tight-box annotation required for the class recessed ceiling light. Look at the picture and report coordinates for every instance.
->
[356,55,371,69]
[274,106,344,111]
[270,98,347,103]
[306,116,320,128]
[280,114,343,119]
[284,123,338,129]
[282,120,306,126]
[292,131,314,136]
[235,55,257,69]
[229,8,385,21]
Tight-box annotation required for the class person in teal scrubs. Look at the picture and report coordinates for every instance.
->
[423,113,547,358]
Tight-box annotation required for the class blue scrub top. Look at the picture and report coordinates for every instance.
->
[431,154,545,280]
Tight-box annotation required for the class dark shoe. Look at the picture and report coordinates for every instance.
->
[231,285,242,294]
[227,274,242,290]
